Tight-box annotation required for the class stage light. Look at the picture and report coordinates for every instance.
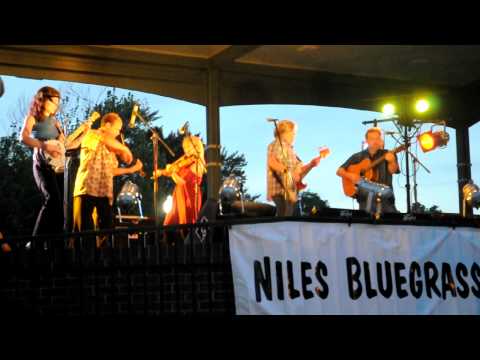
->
[382,103,396,117]
[116,180,144,217]
[417,130,449,153]
[463,182,480,209]
[163,195,173,214]
[219,175,244,215]
[415,99,430,113]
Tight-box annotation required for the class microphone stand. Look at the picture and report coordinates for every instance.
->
[131,111,175,227]
[362,117,399,127]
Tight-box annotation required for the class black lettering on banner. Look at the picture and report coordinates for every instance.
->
[424,262,441,298]
[346,257,362,300]
[275,261,285,300]
[441,263,457,299]
[314,261,329,299]
[377,261,393,298]
[254,257,272,302]
[409,262,423,299]
[301,262,314,300]
[455,263,470,298]
[472,263,480,298]
[363,262,378,299]
[394,263,408,299]
[287,260,301,299]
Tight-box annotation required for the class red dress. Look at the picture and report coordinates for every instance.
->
[164,166,203,226]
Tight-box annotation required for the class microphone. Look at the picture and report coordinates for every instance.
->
[384,131,400,135]
[179,121,189,135]
[129,104,139,128]
[267,118,279,122]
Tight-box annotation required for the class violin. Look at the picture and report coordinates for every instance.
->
[166,154,197,173]
[152,154,198,179]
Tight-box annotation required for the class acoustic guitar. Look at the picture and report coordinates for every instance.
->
[342,145,406,197]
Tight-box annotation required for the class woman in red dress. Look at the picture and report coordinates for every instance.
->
[154,135,206,226]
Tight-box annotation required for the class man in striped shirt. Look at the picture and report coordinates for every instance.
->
[267,120,321,217]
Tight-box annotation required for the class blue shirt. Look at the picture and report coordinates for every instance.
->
[31,116,60,141]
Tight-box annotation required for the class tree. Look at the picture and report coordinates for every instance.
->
[411,202,442,214]
[0,123,42,235]
[297,191,329,215]
[219,148,260,201]
[0,87,263,235]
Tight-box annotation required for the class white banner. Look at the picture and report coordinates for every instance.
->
[229,221,480,315]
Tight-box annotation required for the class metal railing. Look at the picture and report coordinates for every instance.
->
[1,212,478,316]
[0,221,235,316]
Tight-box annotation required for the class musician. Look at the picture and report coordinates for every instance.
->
[267,120,321,217]
[153,135,206,226]
[336,127,400,213]
[20,87,65,239]
[72,113,143,238]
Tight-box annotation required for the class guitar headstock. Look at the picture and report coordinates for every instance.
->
[394,144,407,153]
[88,111,101,125]
[318,146,331,159]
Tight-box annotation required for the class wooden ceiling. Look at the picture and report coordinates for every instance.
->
[1,45,479,127]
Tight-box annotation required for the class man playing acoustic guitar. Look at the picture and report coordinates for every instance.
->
[337,127,400,213]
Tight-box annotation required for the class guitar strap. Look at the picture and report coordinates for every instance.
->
[54,118,64,136]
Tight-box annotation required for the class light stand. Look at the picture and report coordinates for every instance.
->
[363,116,432,214]
[391,120,431,213]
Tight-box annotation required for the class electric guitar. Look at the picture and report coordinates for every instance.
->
[276,146,331,202]
[342,145,406,197]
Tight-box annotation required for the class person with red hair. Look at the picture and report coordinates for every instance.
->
[20,86,65,241]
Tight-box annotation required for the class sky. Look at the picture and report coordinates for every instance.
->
[2,74,479,215]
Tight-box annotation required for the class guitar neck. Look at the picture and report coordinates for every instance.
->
[366,154,387,171]
[66,122,88,143]
[365,146,404,171]
[66,114,99,143]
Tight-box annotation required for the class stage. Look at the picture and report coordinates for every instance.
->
[1,213,479,315]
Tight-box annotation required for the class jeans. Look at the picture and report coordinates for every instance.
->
[272,195,296,217]
[32,151,64,248]
[73,195,113,249]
